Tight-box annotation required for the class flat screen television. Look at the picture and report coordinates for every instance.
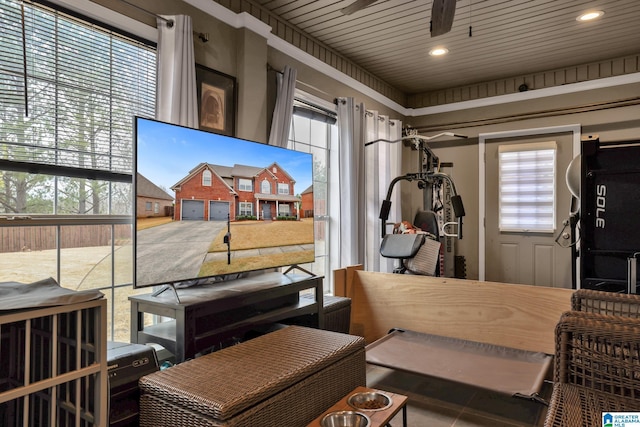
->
[133,116,315,289]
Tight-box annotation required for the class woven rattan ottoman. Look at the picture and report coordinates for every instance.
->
[138,325,366,427]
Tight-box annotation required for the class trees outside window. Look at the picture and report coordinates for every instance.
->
[0,0,156,341]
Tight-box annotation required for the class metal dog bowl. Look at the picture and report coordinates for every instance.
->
[320,410,370,427]
[347,391,393,411]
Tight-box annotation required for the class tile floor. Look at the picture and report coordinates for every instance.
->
[366,364,551,427]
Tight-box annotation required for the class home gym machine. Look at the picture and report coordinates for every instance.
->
[366,130,467,276]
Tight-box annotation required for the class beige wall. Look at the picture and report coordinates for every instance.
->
[236,28,268,142]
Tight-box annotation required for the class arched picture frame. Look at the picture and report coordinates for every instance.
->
[196,64,236,136]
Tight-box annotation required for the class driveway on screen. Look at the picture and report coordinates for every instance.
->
[135,220,226,287]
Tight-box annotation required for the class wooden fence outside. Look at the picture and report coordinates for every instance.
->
[0,225,132,253]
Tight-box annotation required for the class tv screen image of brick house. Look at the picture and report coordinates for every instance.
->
[134,117,315,287]
[171,162,303,222]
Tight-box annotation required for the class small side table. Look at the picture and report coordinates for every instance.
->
[307,386,408,427]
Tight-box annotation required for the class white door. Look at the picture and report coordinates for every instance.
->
[484,132,573,287]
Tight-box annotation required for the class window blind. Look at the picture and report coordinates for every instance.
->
[0,0,156,181]
[498,141,556,232]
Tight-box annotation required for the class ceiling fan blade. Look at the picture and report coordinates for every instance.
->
[431,0,457,37]
[341,0,379,15]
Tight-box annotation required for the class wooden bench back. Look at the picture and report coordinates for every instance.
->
[335,267,574,355]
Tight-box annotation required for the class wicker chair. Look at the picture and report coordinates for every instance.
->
[571,289,640,317]
[543,311,640,427]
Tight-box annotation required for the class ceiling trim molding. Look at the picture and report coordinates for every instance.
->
[267,33,407,113]
[184,0,272,38]
[411,73,640,117]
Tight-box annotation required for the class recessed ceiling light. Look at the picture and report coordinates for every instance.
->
[429,47,449,56]
[577,10,604,22]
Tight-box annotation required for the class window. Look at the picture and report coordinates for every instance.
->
[278,183,289,195]
[202,170,212,186]
[239,202,252,216]
[288,95,338,293]
[498,142,557,232]
[238,178,252,191]
[278,204,290,216]
[0,0,156,342]
[154,202,159,214]
[145,202,152,211]
[261,180,271,194]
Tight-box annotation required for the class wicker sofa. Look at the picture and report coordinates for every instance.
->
[138,325,366,427]
[544,290,640,427]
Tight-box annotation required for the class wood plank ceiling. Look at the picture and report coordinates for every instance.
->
[252,0,640,95]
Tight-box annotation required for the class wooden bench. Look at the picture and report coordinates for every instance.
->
[335,266,574,399]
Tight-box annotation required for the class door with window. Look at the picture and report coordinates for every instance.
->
[485,133,573,287]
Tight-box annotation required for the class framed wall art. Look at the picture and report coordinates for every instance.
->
[196,64,236,136]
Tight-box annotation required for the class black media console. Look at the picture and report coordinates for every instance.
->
[129,272,324,362]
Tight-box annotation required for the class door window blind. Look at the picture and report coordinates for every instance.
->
[498,141,556,232]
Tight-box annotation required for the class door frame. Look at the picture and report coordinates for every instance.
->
[478,124,581,281]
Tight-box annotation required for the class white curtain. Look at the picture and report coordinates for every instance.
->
[268,65,298,147]
[156,15,198,127]
[365,112,402,272]
[333,98,404,271]
[336,97,366,267]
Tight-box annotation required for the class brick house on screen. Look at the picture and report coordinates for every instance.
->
[300,185,313,219]
[170,162,301,221]
[136,173,174,218]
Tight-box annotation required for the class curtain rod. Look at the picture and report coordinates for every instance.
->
[267,64,283,75]
[117,0,210,42]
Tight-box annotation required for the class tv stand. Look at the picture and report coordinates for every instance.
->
[129,272,324,362]
[283,264,314,276]
[150,283,181,303]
